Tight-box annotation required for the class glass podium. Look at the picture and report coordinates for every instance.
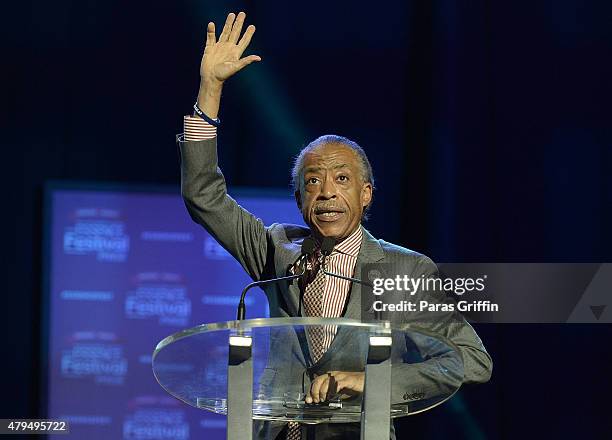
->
[153,317,464,439]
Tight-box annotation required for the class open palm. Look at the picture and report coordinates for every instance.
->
[201,12,261,84]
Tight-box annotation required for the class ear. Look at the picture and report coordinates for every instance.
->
[294,190,302,210]
[361,182,372,208]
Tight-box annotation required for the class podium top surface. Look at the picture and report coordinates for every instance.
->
[153,317,464,423]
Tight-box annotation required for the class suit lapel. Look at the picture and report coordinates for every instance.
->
[284,239,307,317]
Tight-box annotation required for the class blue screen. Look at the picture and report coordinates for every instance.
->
[44,185,304,439]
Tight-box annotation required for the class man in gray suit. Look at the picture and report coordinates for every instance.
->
[180,11,492,439]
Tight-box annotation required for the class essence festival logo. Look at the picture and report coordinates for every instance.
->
[123,396,189,440]
[124,272,191,327]
[63,207,130,262]
[60,331,128,385]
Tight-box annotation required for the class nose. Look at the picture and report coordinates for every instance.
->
[318,177,337,200]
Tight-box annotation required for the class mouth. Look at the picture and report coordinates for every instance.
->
[314,207,345,222]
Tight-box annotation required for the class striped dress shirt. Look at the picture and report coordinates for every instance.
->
[311,226,363,351]
[184,115,217,140]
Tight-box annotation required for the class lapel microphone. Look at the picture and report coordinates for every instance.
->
[236,237,316,320]
[321,237,336,258]
[301,237,317,264]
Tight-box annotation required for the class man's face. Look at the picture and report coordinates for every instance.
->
[295,142,372,241]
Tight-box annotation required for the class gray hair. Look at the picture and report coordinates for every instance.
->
[291,134,375,219]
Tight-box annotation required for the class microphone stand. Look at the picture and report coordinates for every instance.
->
[237,265,306,320]
[237,238,316,320]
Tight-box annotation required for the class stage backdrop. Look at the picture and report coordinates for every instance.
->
[43,183,304,440]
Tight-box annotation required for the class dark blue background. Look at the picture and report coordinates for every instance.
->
[3,0,612,438]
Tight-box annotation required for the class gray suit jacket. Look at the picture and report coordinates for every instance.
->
[178,137,492,439]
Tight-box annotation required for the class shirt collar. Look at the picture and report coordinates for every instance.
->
[332,225,363,257]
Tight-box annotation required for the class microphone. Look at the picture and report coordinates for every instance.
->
[321,237,335,258]
[301,236,317,260]
[236,237,316,320]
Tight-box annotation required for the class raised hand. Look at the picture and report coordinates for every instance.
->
[200,12,261,87]
[196,12,260,119]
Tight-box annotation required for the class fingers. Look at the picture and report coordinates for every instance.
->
[205,22,216,47]
[306,374,327,403]
[234,55,262,72]
[215,11,254,50]
[218,12,236,42]
[304,372,363,404]
[238,25,256,53]
[306,373,340,403]
[318,374,333,402]
[306,375,323,403]
[228,11,246,43]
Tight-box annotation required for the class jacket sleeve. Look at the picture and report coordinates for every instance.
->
[390,255,493,404]
[178,135,269,281]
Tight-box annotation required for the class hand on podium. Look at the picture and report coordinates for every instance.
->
[305,371,365,404]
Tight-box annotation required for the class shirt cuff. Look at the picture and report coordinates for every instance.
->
[184,115,217,141]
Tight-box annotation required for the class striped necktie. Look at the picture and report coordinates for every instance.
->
[303,252,328,363]
[286,253,328,439]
